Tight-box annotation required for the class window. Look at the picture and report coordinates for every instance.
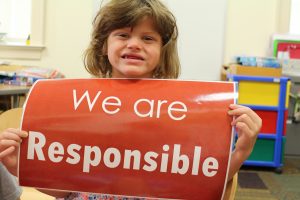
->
[0,0,31,43]
[0,0,45,59]
[290,0,300,34]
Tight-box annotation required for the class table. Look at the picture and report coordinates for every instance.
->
[0,84,31,109]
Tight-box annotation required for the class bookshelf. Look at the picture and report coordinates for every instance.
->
[228,75,290,173]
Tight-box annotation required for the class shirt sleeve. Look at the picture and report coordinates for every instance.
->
[0,163,22,200]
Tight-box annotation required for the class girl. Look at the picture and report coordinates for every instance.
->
[0,0,262,199]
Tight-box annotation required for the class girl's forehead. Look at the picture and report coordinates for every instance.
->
[122,16,160,32]
[133,17,157,28]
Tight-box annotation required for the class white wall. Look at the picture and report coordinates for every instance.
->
[41,0,93,78]
[164,0,227,80]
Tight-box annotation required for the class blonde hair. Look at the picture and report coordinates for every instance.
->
[84,0,180,79]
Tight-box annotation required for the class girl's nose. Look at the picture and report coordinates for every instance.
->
[127,37,141,50]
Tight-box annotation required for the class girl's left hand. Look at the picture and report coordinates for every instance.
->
[228,104,262,156]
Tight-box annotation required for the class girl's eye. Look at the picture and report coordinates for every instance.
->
[143,36,154,41]
[117,33,129,38]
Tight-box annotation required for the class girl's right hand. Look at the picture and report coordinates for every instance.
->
[0,128,28,175]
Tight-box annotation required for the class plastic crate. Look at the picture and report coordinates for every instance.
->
[237,80,290,108]
[247,137,286,163]
[255,110,288,135]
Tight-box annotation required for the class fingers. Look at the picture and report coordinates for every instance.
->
[5,128,28,138]
[0,128,28,158]
[0,146,15,159]
[228,104,262,132]
[0,139,20,147]
[0,128,28,141]
[228,104,258,121]
[231,113,256,131]
[0,129,28,144]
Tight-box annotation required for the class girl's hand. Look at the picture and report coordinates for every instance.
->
[227,104,262,180]
[228,104,262,155]
[0,128,28,175]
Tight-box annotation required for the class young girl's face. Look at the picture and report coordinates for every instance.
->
[107,17,162,78]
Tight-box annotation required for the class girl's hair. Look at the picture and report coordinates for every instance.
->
[84,0,180,79]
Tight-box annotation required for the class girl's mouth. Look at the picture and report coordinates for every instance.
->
[122,54,144,60]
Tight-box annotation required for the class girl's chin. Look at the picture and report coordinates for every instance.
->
[112,71,153,79]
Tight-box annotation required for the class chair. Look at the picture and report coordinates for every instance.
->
[0,108,55,200]
[0,107,23,131]
[224,173,238,200]
[0,108,237,200]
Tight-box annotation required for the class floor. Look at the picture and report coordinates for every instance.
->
[235,156,300,200]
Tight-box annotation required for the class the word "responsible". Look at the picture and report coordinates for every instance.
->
[27,131,219,177]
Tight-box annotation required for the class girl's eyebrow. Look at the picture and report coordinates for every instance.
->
[112,27,131,32]
[139,28,161,34]
[113,28,159,35]
[142,31,159,35]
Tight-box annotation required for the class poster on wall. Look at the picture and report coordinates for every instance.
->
[19,79,236,200]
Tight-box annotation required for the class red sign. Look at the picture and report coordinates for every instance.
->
[19,79,235,200]
[277,42,300,59]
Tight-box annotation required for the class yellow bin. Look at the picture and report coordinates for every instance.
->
[238,80,290,108]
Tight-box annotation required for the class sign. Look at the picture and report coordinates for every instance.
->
[19,79,236,200]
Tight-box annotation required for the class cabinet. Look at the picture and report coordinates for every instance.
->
[229,75,290,172]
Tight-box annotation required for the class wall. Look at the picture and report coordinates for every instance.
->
[224,0,290,64]
[164,0,227,80]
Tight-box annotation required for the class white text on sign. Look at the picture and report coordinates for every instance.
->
[73,90,188,121]
[27,131,219,177]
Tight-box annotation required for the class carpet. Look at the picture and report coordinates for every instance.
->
[235,156,300,200]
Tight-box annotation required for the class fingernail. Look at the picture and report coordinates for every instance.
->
[22,131,28,137]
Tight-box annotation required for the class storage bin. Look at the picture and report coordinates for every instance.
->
[247,137,286,163]
[255,110,288,135]
[238,80,290,108]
